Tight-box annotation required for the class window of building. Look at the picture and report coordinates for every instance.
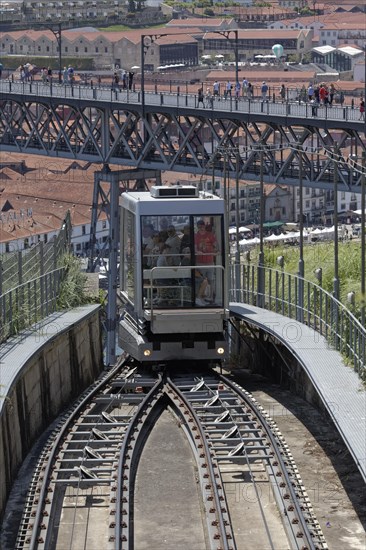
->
[95,47,99,53]
[102,220,107,229]
[305,200,310,208]
[75,46,79,52]
[65,46,68,52]
[84,47,88,53]
[105,47,108,53]
[82,225,86,235]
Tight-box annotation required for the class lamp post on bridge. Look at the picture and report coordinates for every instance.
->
[38,23,62,84]
[362,44,366,327]
[206,30,239,87]
[141,33,169,117]
[215,144,241,298]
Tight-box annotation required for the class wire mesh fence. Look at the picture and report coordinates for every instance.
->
[0,212,71,344]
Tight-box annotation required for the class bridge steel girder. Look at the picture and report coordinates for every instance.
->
[89,168,161,366]
[1,94,366,193]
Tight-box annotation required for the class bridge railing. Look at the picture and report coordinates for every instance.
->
[230,263,365,379]
[0,80,362,124]
[0,213,71,344]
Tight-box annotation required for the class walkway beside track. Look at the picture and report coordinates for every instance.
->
[0,305,100,415]
[230,302,366,483]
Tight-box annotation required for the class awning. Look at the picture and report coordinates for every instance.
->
[262,221,284,229]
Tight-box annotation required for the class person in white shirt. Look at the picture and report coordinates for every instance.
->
[213,80,220,99]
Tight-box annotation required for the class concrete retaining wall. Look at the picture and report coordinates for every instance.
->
[0,305,103,521]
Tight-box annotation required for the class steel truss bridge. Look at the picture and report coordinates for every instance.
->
[1,80,366,193]
[1,80,366,364]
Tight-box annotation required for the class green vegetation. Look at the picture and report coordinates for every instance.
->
[56,254,89,309]
[0,56,95,70]
[98,24,134,31]
[245,240,365,315]
[98,22,166,31]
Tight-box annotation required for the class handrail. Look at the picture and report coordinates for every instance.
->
[230,263,365,379]
[0,80,362,125]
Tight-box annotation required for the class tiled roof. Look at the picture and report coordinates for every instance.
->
[205,29,309,40]
[166,18,234,26]
[0,156,106,244]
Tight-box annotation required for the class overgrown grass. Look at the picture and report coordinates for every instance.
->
[56,254,89,309]
[244,240,364,313]
[98,23,166,31]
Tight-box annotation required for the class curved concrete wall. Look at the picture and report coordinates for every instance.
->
[0,305,103,521]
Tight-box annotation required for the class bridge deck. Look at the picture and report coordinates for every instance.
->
[230,302,366,483]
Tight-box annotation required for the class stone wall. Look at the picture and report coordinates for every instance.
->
[0,305,103,521]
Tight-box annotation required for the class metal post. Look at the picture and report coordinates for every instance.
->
[235,149,241,301]
[57,23,62,84]
[234,30,239,88]
[361,152,365,327]
[298,147,304,322]
[333,145,339,300]
[106,175,119,367]
[141,35,145,116]
[257,148,265,307]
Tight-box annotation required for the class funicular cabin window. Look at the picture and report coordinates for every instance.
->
[141,214,224,309]
[121,210,136,304]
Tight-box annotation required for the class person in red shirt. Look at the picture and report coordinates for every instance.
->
[195,221,218,265]
[319,85,327,105]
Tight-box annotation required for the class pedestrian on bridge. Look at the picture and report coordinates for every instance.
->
[63,67,68,85]
[235,81,241,99]
[197,87,205,108]
[261,81,268,102]
[213,80,220,99]
[279,84,286,103]
[359,97,365,120]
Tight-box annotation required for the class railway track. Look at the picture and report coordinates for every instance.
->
[14,362,328,550]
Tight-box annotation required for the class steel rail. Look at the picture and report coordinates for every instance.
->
[167,374,234,550]
[18,359,132,549]
[173,372,327,550]
[220,374,322,550]
[115,375,164,549]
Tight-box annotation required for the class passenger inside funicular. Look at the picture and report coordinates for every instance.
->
[141,214,224,309]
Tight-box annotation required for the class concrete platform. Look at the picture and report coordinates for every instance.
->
[229,302,366,483]
[0,305,100,415]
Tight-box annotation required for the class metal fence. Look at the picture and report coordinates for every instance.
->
[0,213,71,344]
[230,263,365,380]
